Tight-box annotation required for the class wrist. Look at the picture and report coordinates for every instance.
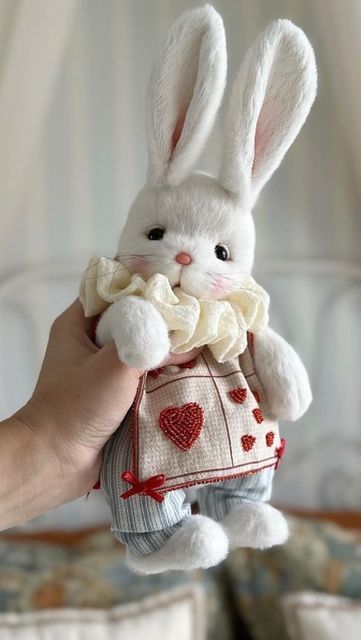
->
[0,412,60,530]
[20,394,101,484]
[0,403,95,532]
[16,396,68,464]
[19,396,98,486]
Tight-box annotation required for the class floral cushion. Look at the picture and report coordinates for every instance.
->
[281,591,361,640]
[224,516,361,640]
[0,586,205,640]
[0,529,233,640]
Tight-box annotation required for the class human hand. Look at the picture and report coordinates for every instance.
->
[16,300,201,502]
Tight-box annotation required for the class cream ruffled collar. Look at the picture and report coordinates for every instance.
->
[79,256,269,363]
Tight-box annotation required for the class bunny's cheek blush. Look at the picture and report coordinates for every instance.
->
[210,277,232,299]
[127,258,152,276]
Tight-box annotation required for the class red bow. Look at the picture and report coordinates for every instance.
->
[120,471,166,503]
[275,438,286,469]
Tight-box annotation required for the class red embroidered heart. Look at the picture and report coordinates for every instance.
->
[252,408,264,424]
[148,367,165,379]
[266,431,274,447]
[159,403,204,451]
[241,434,256,452]
[229,387,247,404]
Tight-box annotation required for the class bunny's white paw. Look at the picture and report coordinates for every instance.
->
[253,328,312,421]
[222,503,289,549]
[97,297,170,369]
[126,515,229,574]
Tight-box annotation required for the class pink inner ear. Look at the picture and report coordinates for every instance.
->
[252,102,274,176]
[171,109,187,153]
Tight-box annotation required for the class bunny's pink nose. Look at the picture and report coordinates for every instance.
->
[175,253,192,265]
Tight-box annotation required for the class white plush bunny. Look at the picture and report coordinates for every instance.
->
[83,5,316,574]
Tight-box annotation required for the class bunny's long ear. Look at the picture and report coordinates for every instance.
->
[219,20,317,206]
[146,5,227,186]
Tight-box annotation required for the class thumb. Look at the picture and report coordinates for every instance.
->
[92,341,144,399]
[78,343,145,448]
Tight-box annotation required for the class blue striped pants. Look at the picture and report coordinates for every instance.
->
[101,411,275,557]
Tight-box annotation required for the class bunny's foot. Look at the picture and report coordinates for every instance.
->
[126,515,229,575]
[222,503,288,549]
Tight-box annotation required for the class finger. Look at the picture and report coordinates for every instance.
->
[94,343,201,380]
[93,342,144,382]
[57,299,97,338]
[162,347,203,367]
[50,299,99,355]
[90,343,143,411]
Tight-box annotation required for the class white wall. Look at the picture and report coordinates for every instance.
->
[1,0,360,529]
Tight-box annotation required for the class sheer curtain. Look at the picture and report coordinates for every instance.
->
[0,0,80,240]
[0,0,360,529]
[312,0,361,198]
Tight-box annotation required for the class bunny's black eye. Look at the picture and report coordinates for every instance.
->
[147,227,165,240]
[215,244,230,261]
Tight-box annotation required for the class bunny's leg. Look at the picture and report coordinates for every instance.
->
[101,411,228,574]
[198,469,288,549]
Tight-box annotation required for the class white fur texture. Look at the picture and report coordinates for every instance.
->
[96,296,169,369]
[221,503,289,549]
[253,327,312,421]
[220,19,317,205]
[126,515,229,574]
[108,10,316,389]
[118,173,255,299]
[147,4,227,186]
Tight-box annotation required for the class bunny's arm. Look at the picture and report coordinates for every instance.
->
[252,327,312,421]
[96,296,170,370]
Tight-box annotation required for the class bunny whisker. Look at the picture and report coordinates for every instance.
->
[109,261,129,295]
[206,272,228,298]
[82,257,115,274]
[82,265,131,282]
[210,271,248,279]
[117,252,154,257]
[209,271,256,291]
